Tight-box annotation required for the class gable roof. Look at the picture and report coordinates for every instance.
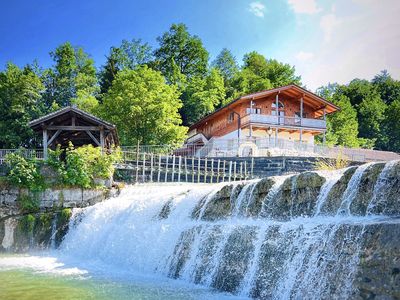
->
[29,106,116,130]
[189,84,340,130]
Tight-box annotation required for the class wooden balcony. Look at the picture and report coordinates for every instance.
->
[241,114,326,130]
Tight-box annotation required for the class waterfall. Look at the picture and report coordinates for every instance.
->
[49,215,58,249]
[58,161,400,299]
[336,162,373,216]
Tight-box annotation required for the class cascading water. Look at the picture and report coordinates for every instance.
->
[56,161,400,299]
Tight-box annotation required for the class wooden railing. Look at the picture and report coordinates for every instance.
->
[117,152,251,183]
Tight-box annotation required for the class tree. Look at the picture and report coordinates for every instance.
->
[212,48,239,83]
[357,94,387,147]
[243,51,301,87]
[227,52,301,100]
[181,68,226,125]
[383,99,400,152]
[154,23,209,84]
[99,39,153,95]
[0,63,44,148]
[372,70,400,105]
[98,66,187,145]
[43,42,98,109]
[325,94,360,148]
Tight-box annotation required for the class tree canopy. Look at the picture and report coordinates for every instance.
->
[1,22,400,152]
[98,67,187,146]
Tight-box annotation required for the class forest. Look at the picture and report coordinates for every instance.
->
[1,23,400,152]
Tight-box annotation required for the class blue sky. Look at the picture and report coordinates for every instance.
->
[1,0,399,90]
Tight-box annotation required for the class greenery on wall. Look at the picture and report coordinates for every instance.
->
[1,23,400,151]
[4,144,121,190]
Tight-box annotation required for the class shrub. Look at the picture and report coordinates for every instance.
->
[4,152,44,190]
[48,143,121,188]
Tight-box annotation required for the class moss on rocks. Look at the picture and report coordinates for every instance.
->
[264,172,326,220]
[245,178,275,217]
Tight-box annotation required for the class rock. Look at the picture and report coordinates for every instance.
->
[264,172,326,220]
[245,178,275,217]
[321,167,357,215]
[212,226,257,293]
[354,223,400,299]
[350,163,385,215]
[370,161,400,216]
[200,184,244,221]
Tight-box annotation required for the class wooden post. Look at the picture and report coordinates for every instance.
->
[197,157,201,183]
[234,162,237,181]
[142,153,146,182]
[178,156,182,183]
[135,141,139,182]
[204,158,208,183]
[185,157,188,182]
[171,155,176,182]
[222,160,226,182]
[100,128,105,154]
[164,155,169,182]
[150,153,154,182]
[43,128,48,160]
[210,159,214,183]
[228,161,232,182]
[192,156,195,183]
[157,155,161,182]
[251,157,254,179]
[217,160,221,182]
[240,162,243,180]
[244,161,247,180]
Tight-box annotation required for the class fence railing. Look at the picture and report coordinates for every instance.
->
[174,137,400,162]
[117,152,251,183]
[0,149,44,164]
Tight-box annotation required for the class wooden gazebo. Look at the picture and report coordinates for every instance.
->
[29,106,119,159]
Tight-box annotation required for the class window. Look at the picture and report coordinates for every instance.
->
[246,108,261,114]
[228,112,235,123]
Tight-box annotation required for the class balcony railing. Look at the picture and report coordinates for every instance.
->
[241,114,326,129]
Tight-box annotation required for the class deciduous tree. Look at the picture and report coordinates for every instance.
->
[98,67,187,146]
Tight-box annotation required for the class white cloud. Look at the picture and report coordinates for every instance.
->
[287,0,321,14]
[320,12,341,42]
[296,51,314,61]
[291,0,400,90]
[248,2,265,18]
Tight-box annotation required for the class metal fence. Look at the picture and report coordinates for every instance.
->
[0,149,44,164]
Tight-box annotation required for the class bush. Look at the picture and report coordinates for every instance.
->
[48,143,121,188]
[4,152,44,190]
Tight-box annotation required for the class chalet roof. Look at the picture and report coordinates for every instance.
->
[29,106,116,130]
[189,84,341,130]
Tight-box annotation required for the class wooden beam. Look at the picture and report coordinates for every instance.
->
[47,129,61,147]
[47,125,100,131]
[43,129,48,160]
[85,130,101,146]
